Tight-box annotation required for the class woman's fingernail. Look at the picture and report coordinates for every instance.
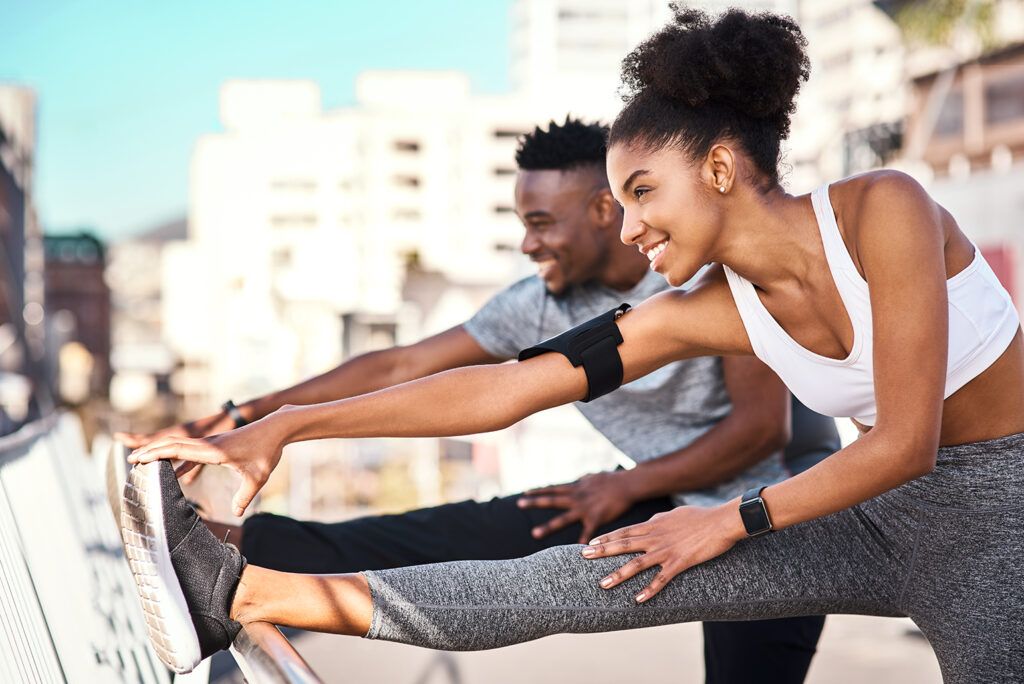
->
[517,499,526,507]
[588,538,600,546]
[635,592,647,603]
[600,577,612,588]
[581,547,595,557]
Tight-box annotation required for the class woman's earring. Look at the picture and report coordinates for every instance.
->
[719,186,726,193]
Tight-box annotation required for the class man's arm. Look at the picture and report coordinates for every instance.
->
[119,326,504,446]
[518,354,790,542]
[617,355,790,498]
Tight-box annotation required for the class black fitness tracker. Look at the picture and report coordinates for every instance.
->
[221,400,248,429]
[739,486,773,537]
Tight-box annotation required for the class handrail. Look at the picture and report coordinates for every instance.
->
[230,622,323,684]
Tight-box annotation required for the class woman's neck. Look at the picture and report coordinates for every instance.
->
[712,186,818,290]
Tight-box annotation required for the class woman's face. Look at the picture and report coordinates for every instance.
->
[606,143,721,287]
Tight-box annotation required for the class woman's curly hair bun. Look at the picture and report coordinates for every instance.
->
[622,6,809,129]
[612,6,811,186]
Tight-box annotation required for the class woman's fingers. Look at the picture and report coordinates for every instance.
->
[581,532,648,559]
[129,437,224,466]
[635,565,680,603]
[587,521,649,547]
[232,474,265,518]
[595,553,660,590]
[177,462,205,485]
[174,460,200,478]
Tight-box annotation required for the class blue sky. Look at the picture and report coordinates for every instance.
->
[1,0,511,240]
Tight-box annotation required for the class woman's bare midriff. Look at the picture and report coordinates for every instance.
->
[852,329,1024,446]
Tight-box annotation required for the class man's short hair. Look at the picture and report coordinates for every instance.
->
[515,117,609,172]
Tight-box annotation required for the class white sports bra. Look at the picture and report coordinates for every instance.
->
[723,183,1020,426]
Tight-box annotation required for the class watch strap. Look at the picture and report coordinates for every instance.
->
[221,400,248,429]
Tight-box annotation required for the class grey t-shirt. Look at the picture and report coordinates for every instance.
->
[463,271,789,507]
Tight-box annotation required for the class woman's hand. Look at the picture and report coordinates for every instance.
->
[580,503,746,603]
[516,470,639,544]
[127,415,288,517]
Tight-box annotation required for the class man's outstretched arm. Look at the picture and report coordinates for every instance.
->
[119,325,504,447]
[518,355,790,542]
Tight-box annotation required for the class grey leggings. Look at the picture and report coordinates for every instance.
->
[364,432,1024,683]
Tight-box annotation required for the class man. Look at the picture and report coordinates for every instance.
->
[122,118,839,683]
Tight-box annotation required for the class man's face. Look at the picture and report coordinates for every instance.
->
[514,168,612,295]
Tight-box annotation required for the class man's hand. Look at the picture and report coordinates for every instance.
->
[517,470,639,544]
[115,411,235,485]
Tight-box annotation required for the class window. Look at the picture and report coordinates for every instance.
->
[393,175,421,188]
[270,214,317,228]
[394,140,420,153]
[493,167,517,177]
[270,179,316,192]
[493,129,524,139]
[493,205,515,215]
[393,208,422,221]
[934,90,964,137]
[985,71,1024,125]
[271,247,292,269]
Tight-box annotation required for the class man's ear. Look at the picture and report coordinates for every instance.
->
[590,188,621,228]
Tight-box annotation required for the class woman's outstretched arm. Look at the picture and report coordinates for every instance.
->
[129,269,750,515]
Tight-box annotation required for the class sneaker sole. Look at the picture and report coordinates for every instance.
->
[121,461,203,673]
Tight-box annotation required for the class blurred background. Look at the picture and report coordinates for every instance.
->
[1,1,1023,681]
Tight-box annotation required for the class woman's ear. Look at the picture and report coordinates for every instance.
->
[705,144,736,194]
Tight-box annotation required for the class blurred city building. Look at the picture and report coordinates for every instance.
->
[901,39,1024,303]
[0,84,46,432]
[105,217,183,427]
[43,232,112,402]
[143,0,1024,521]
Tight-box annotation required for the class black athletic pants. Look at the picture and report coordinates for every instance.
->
[241,492,824,683]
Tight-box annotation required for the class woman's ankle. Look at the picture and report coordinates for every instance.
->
[230,565,260,624]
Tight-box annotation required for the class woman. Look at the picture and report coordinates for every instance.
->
[125,9,1024,682]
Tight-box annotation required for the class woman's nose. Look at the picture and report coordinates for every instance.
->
[619,212,645,246]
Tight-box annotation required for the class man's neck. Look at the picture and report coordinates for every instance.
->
[596,248,651,292]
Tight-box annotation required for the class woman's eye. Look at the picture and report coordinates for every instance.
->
[633,187,650,201]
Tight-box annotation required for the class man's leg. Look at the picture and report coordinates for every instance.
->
[235,492,675,574]
[703,616,825,684]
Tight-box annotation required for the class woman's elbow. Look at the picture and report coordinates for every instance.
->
[898,451,936,481]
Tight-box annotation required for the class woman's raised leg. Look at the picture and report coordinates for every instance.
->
[351,495,915,650]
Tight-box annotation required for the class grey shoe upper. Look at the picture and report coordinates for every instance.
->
[155,460,245,658]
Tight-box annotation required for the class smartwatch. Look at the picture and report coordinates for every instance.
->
[738,486,773,537]
[221,399,249,429]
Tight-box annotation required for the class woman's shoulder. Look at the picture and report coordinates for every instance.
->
[828,170,939,246]
[829,170,932,217]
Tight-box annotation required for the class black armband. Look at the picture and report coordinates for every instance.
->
[517,303,631,402]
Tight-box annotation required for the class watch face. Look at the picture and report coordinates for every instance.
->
[739,497,772,536]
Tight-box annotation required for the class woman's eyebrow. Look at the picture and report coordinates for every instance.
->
[621,169,651,194]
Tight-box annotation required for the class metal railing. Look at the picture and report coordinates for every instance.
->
[0,413,322,683]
